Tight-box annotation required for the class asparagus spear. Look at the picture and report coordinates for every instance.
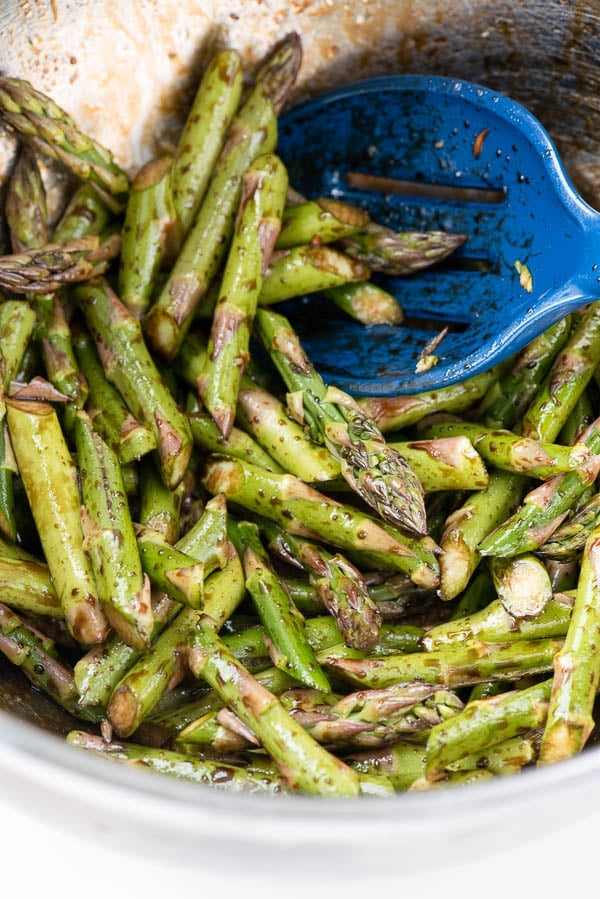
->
[6,397,107,644]
[479,416,600,558]
[171,49,243,243]
[538,492,600,559]
[188,621,361,796]
[198,153,288,438]
[387,436,489,493]
[339,222,467,274]
[118,156,176,318]
[259,516,382,651]
[75,410,153,649]
[358,368,502,432]
[257,244,370,305]
[320,637,563,690]
[279,682,463,749]
[0,552,63,618]
[275,197,370,249]
[73,328,157,465]
[0,300,36,539]
[489,553,553,618]
[0,76,129,210]
[425,680,552,779]
[0,602,80,714]
[479,316,572,429]
[521,302,600,441]
[201,455,439,587]
[189,410,283,473]
[254,307,426,534]
[421,592,573,650]
[144,33,302,359]
[417,416,593,480]
[52,183,113,243]
[324,281,404,326]
[75,279,193,489]
[105,525,243,733]
[539,522,600,764]
[67,731,287,794]
[0,236,119,294]
[228,519,330,691]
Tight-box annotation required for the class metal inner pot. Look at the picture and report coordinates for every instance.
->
[0,0,599,844]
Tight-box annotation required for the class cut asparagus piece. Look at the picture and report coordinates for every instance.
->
[259,516,382,651]
[201,455,439,587]
[171,49,244,243]
[75,279,193,489]
[118,156,176,318]
[539,522,600,764]
[198,153,288,438]
[144,33,301,359]
[188,621,361,797]
[255,307,426,534]
[75,411,153,649]
[6,397,107,644]
[229,519,330,691]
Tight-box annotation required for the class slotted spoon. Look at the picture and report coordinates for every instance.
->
[277,74,600,395]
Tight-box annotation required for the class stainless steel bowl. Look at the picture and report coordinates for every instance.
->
[1,0,600,874]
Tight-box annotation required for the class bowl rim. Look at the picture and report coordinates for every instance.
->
[3,704,600,827]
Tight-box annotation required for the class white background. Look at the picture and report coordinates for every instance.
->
[2,796,596,899]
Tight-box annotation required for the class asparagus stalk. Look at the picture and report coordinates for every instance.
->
[0,552,63,618]
[417,416,592,480]
[279,682,463,749]
[6,397,107,644]
[438,470,523,600]
[171,49,244,243]
[275,197,370,249]
[135,525,208,609]
[144,33,302,359]
[198,153,288,438]
[538,492,600,559]
[387,436,489,493]
[118,156,176,318]
[73,328,157,465]
[75,279,193,489]
[257,244,370,306]
[421,592,573,650]
[359,368,502,432]
[489,553,553,618]
[67,731,287,794]
[324,280,404,326]
[479,416,600,558]
[189,410,283,473]
[0,602,79,714]
[188,621,361,797]
[0,75,129,210]
[52,183,113,243]
[340,222,467,275]
[0,236,119,293]
[259,516,382,651]
[229,519,330,691]
[75,411,153,649]
[425,680,552,779]
[254,307,426,534]
[539,522,600,764]
[201,455,439,587]
[521,302,600,441]
[138,455,186,543]
[320,637,563,690]
[0,300,36,539]
[479,316,572,429]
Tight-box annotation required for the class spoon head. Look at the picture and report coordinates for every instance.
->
[277,75,597,395]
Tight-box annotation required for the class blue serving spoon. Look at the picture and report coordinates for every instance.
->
[277,75,600,396]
